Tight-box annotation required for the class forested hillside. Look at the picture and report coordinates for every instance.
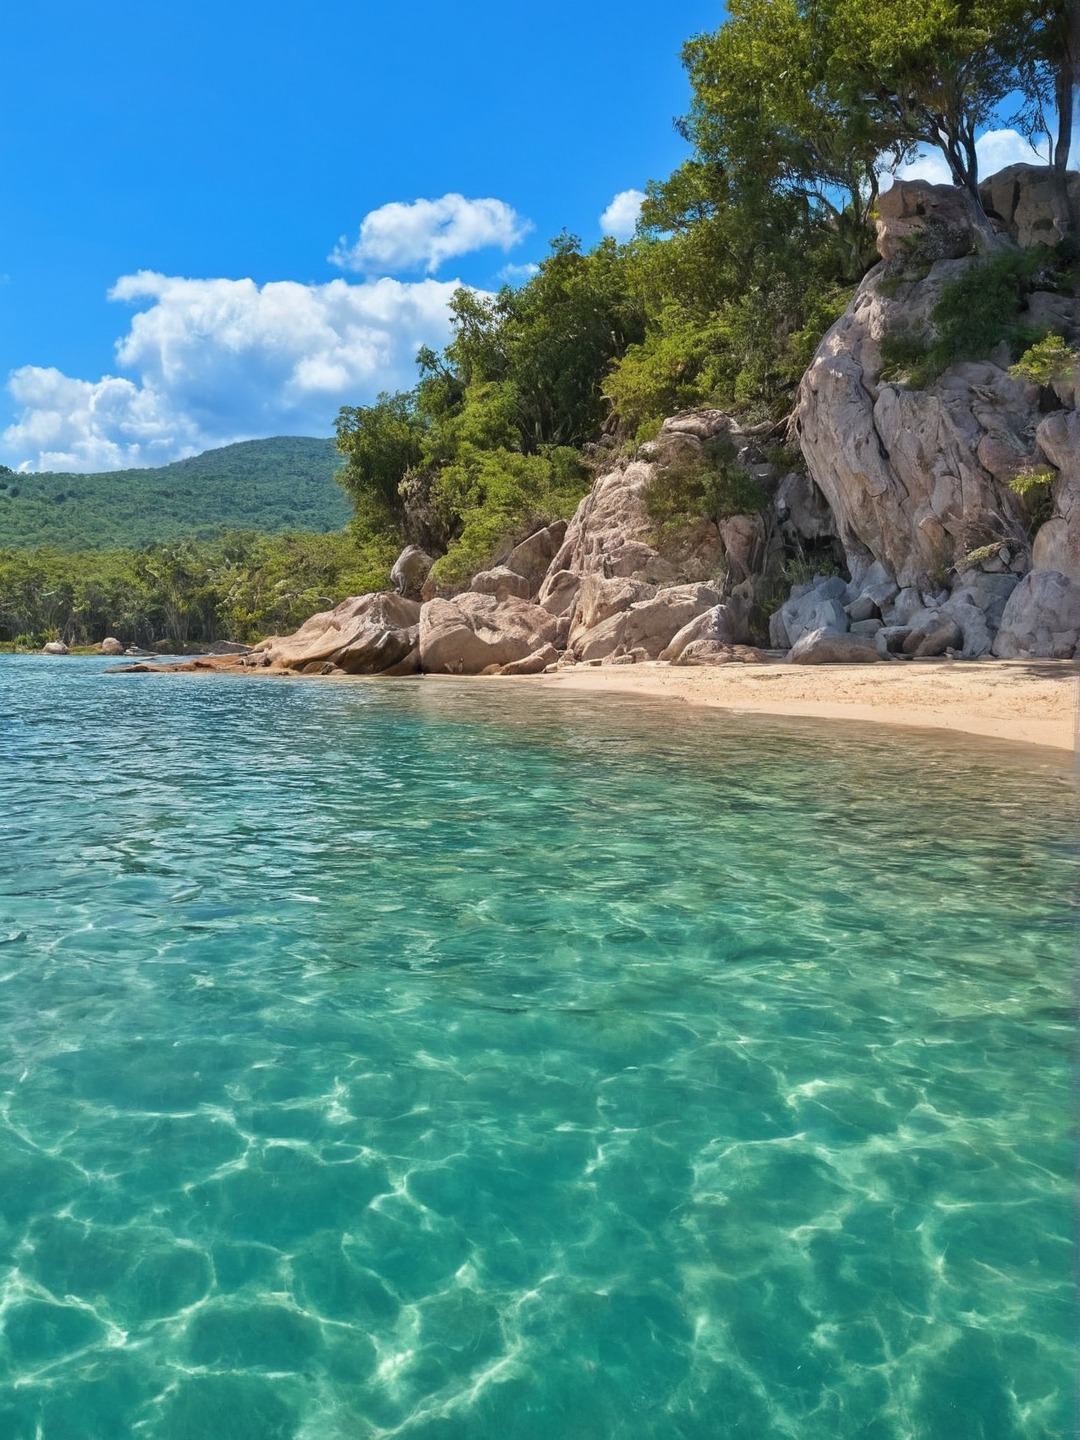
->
[0,436,348,549]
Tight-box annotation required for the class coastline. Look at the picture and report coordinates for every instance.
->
[99,652,1080,756]
[523,658,1080,756]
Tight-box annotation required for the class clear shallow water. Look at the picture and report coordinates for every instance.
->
[0,655,1075,1440]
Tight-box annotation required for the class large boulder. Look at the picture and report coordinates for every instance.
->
[789,629,884,664]
[253,592,421,675]
[774,471,836,542]
[502,522,568,597]
[571,574,657,643]
[991,570,1080,658]
[100,636,124,656]
[659,597,753,663]
[770,576,849,649]
[1031,411,1080,586]
[390,545,433,600]
[419,593,559,674]
[42,641,69,655]
[979,164,1080,249]
[575,583,723,663]
[470,567,532,602]
[875,178,989,262]
[790,166,1080,589]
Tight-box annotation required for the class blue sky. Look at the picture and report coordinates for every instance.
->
[1,1,1049,472]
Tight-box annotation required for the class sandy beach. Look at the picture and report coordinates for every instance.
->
[529,658,1080,755]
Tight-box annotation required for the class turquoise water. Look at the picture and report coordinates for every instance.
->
[0,656,1075,1439]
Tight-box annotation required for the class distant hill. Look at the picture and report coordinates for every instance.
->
[0,436,351,550]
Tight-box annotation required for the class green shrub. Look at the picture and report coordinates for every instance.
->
[1009,334,1080,387]
[880,249,1054,389]
[427,447,589,590]
[645,439,766,532]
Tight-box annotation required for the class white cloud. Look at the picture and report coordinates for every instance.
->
[3,271,470,471]
[330,194,531,274]
[599,189,646,241]
[887,128,1050,188]
[497,261,540,284]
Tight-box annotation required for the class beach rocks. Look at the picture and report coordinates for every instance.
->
[574,583,723,662]
[792,165,1072,590]
[788,629,884,664]
[660,598,753,663]
[991,570,1080,658]
[100,636,124,655]
[769,576,849,650]
[497,643,560,676]
[419,593,559,673]
[252,591,421,674]
[42,641,69,655]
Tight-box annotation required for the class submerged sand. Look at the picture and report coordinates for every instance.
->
[527,659,1079,754]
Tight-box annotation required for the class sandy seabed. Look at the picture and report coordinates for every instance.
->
[522,658,1079,756]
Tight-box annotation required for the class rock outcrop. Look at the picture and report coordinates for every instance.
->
[787,165,1080,660]
[253,592,421,675]
[419,593,560,674]
[979,164,1080,248]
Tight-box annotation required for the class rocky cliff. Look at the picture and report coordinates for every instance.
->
[243,165,1079,677]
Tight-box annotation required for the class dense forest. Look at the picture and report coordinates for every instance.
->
[0,437,347,549]
[3,0,1076,649]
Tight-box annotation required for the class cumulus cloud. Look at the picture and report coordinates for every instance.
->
[497,261,540,283]
[330,194,531,274]
[3,271,468,471]
[599,189,646,241]
[888,128,1050,188]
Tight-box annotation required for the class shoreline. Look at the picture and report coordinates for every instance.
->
[524,659,1080,756]
[86,651,1080,756]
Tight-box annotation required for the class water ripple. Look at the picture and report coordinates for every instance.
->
[0,657,1074,1438]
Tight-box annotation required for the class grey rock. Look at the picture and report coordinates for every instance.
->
[536,569,580,617]
[795,255,1038,586]
[849,618,883,636]
[875,626,913,656]
[774,471,836,541]
[845,594,879,622]
[672,641,767,666]
[908,618,964,657]
[875,178,989,263]
[992,570,1080,658]
[503,522,568,595]
[788,629,884,664]
[42,641,69,655]
[1031,411,1080,586]
[100,636,124,655]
